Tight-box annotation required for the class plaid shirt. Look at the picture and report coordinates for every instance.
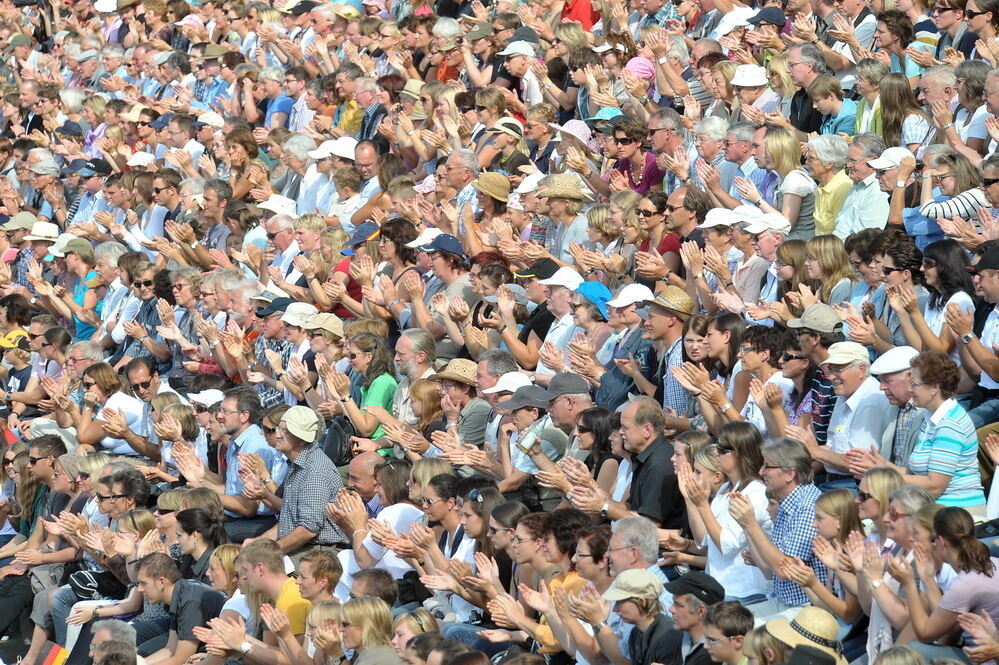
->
[771,483,828,606]
[13,246,35,292]
[891,402,922,466]
[121,298,164,366]
[528,214,550,246]
[278,442,348,546]
[253,335,294,409]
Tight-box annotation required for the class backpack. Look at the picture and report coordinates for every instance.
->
[320,415,356,468]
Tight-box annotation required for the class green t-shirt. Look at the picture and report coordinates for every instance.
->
[360,372,398,441]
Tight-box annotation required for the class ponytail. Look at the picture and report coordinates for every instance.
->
[934,507,995,576]
[176,507,230,549]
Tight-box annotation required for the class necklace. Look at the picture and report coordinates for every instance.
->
[629,152,645,188]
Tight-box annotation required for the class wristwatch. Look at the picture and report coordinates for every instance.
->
[599,501,609,519]
[962,333,975,345]
[592,621,607,632]
[871,580,883,590]
[239,642,252,655]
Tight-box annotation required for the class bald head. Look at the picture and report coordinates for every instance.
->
[347,452,382,500]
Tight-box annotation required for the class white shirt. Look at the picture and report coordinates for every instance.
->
[703,480,772,599]
[825,375,896,473]
[980,306,999,390]
[536,313,581,375]
[98,391,147,456]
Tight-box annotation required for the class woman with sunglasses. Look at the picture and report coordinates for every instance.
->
[0,443,26,546]
[678,421,770,604]
[888,238,975,360]
[72,361,147,456]
[855,468,904,541]
[873,238,929,350]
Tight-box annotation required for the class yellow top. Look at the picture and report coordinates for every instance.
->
[275,576,312,636]
[815,169,854,236]
[534,570,588,653]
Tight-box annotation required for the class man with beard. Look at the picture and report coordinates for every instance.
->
[393,329,437,427]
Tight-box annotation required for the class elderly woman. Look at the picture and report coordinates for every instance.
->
[806,135,852,236]
[873,351,986,516]
[71,362,147,456]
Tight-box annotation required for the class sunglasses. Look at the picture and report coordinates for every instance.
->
[637,209,659,217]
[28,455,52,465]
[715,444,734,454]
[152,186,170,194]
[857,491,873,502]
[134,279,155,288]
[97,493,129,501]
[983,176,999,187]
[155,507,176,515]
[262,425,278,435]
[888,506,911,521]
[83,380,97,389]
[966,8,988,16]
[611,137,635,145]
[782,352,807,362]
[475,104,488,111]
[882,266,906,275]
[132,379,154,390]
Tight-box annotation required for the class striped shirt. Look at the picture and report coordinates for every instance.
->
[908,398,986,508]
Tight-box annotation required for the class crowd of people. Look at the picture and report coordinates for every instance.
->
[5,0,999,664]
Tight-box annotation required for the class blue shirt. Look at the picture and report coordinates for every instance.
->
[224,424,282,517]
[264,94,294,128]
[771,483,828,606]
[820,97,857,136]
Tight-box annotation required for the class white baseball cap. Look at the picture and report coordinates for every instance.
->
[126,152,156,167]
[699,208,739,229]
[188,389,224,407]
[514,172,545,195]
[867,147,914,170]
[308,140,339,159]
[259,195,298,219]
[498,41,536,58]
[743,212,792,236]
[406,227,443,249]
[606,283,655,308]
[281,302,320,328]
[869,345,919,375]
[539,267,584,291]
[481,372,533,395]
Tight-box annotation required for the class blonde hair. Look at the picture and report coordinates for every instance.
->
[157,487,190,512]
[766,54,799,98]
[161,403,200,441]
[862,467,904,516]
[815,488,864,542]
[805,234,855,302]
[744,627,789,665]
[410,457,453,488]
[294,213,326,232]
[117,509,156,536]
[765,127,802,178]
[586,204,616,240]
[307,600,341,628]
[151,391,182,414]
[77,452,111,479]
[553,22,588,51]
[874,646,926,665]
[392,608,439,636]
[181,486,224,522]
[210,543,241,595]
[335,597,394,647]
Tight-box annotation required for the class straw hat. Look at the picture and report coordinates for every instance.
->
[472,172,511,202]
[766,607,847,665]
[537,174,593,201]
[429,358,478,385]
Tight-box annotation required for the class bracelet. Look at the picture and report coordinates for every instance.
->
[352,528,367,537]
[721,401,734,413]
[388,298,402,308]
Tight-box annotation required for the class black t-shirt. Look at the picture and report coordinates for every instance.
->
[520,302,556,345]
[789,88,823,134]
[629,615,681,665]
[170,579,224,642]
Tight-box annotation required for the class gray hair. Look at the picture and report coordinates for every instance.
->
[889,485,934,516]
[179,177,207,197]
[94,241,128,266]
[727,121,756,143]
[611,516,659,566]
[399,329,437,364]
[650,108,681,131]
[922,64,956,89]
[259,66,285,83]
[761,437,813,484]
[695,116,729,141]
[981,153,999,176]
[666,35,689,63]
[32,159,60,176]
[355,77,381,94]
[92,619,137,647]
[851,133,887,160]
[448,149,480,176]
[266,214,295,231]
[432,16,462,39]
[66,340,104,363]
[792,43,827,75]
[807,135,849,170]
[212,268,247,291]
[282,135,317,160]
[103,44,125,59]
[480,349,518,377]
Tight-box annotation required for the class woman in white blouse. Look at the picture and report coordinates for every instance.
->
[677,421,772,603]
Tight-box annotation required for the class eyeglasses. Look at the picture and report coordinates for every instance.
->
[97,493,128,501]
[857,491,873,502]
[134,279,155,288]
[475,104,488,111]
[262,425,278,435]
[705,635,734,646]
[218,408,245,415]
[172,283,189,290]
[28,455,53,465]
[82,380,97,389]
[739,345,757,355]
[888,507,911,521]
[762,463,784,470]
[782,352,807,362]
[513,535,536,543]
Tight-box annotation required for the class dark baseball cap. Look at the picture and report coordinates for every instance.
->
[970,248,999,273]
[76,158,113,176]
[420,233,467,260]
[749,6,786,27]
[496,385,552,412]
[543,372,591,401]
[513,258,559,280]
[256,297,295,317]
[341,221,381,256]
[149,114,174,130]
[665,571,725,606]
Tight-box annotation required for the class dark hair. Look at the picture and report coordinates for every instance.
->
[427,473,459,501]
[644,191,670,213]
[877,10,914,45]
[428,639,471,664]
[844,228,886,264]
[137,552,181,582]
[577,524,611,562]
[222,386,263,425]
[883,237,924,285]
[0,294,31,328]
[379,218,418,265]
[450,652,490,665]
[29,434,68,458]
[934,506,994,575]
[541,507,592,563]
[175,508,228,548]
[718,421,764,489]
[112,468,151,507]
[910,350,960,397]
[43,327,71,354]
[353,568,399,605]
[376,73,406,105]
[491,501,530,529]
[682,187,710,224]
[922,238,975,309]
[349,332,394,388]
[406,633,447,658]
[742,325,786,368]
[375,458,412,505]
[577,407,615,475]
[709,312,746,377]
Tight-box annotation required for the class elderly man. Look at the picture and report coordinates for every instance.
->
[253,406,347,555]
[731,437,827,621]
[833,133,889,239]
[442,150,480,237]
[280,135,318,203]
[784,44,825,137]
[806,135,852,236]
[260,66,294,128]
[742,213,791,305]
[798,342,895,490]
[354,77,387,144]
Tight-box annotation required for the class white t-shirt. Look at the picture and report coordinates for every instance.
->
[98,392,147,456]
[924,290,974,362]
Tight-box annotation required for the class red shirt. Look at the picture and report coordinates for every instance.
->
[561,0,600,30]
[639,231,681,258]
